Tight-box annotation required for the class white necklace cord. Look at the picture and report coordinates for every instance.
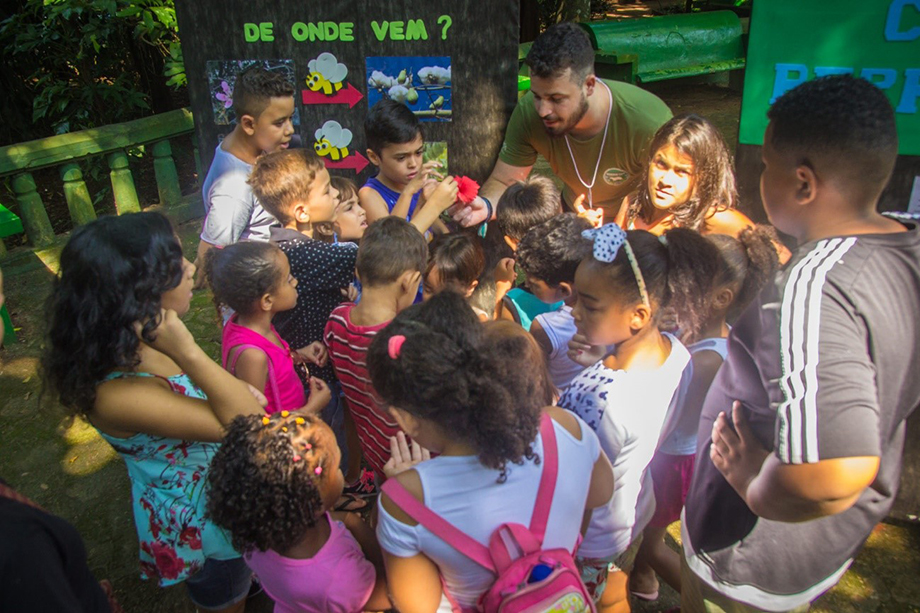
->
[564,81,612,207]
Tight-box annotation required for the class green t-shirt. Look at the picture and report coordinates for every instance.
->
[499,79,672,216]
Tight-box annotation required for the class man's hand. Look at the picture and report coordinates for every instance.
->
[383,431,431,479]
[711,401,770,501]
[448,195,489,227]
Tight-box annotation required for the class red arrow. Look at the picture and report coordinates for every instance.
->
[301,83,364,109]
[324,152,369,174]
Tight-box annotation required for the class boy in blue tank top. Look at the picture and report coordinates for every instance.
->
[359,100,456,235]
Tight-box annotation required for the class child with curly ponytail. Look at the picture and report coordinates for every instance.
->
[557,223,720,612]
[368,291,614,613]
[207,412,391,612]
[630,226,779,599]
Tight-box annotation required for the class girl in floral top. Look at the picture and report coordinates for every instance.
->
[44,212,265,613]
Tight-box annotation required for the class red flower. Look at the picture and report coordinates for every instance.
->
[456,176,480,204]
[150,541,185,580]
[180,526,202,549]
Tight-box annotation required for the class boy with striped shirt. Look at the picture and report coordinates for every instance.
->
[324,217,429,478]
[683,75,920,612]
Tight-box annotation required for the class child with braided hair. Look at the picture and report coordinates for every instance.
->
[207,411,391,613]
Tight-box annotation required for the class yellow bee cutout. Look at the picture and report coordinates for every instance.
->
[314,120,352,161]
[305,52,348,96]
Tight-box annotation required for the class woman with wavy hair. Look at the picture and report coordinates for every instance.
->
[43,212,264,613]
[615,114,754,237]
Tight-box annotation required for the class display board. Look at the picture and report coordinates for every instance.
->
[739,0,920,156]
[175,0,520,185]
[735,0,920,217]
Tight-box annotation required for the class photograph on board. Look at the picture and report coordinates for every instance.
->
[206,59,301,126]
[366,56,452,122]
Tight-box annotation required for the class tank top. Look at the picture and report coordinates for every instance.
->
[221,316,307,414]
[97,371,239,585]
[658,337,729,456]
[362,176,420,220]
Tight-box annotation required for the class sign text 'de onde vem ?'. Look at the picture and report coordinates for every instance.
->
[242,17,454,43]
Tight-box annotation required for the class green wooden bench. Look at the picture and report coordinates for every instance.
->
[578,11,746,84]
[0,204,23,344]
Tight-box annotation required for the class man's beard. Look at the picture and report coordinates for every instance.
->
[543,94,590,138]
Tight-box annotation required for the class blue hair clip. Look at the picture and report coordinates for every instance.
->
[582,224,650,307]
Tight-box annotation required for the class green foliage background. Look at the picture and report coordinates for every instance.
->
[0,0,187,147]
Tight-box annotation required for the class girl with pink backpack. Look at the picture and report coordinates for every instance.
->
[368,292,614,613]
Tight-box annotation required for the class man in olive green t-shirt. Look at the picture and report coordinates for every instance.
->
[451,22,672,226]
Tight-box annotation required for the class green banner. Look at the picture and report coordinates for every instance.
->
[739,0,920,156]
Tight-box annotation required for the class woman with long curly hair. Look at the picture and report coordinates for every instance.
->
[615,114,754,237]
[43,212,264,613]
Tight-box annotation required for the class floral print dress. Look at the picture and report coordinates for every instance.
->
[97,372,239,586]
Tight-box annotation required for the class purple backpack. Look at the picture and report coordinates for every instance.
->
[382,414,596,613]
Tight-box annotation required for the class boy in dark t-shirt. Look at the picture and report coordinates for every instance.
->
[682,75,920,612]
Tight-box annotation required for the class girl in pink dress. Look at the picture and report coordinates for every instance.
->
[207,241,331,414]
[207,411,391,613]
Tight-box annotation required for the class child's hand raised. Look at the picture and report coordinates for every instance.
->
[407,160,444,194]
[296,341,328,368]
[383,431,431,479]
[567,333,607,367]
[300,378,332,414]
[573,194,604,228]
[340,283,359,302]
[427,176,460,212]
[136,308,198,362]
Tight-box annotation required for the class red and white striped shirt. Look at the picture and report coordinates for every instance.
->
[324,303,399,477]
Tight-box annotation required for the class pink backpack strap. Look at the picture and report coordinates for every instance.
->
[529,413,560,542]
[381,478,496,572]
[228,343,282,406]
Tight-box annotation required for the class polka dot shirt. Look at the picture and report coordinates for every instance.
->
[270,227,358,385]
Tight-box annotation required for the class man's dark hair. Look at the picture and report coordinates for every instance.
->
[768,75,898,203]
[357,217,428,287]
[525,22,595,81]
[365,99,423,154]
[516,213,592,287]
[497,176,562,242]
[232,65,295,119]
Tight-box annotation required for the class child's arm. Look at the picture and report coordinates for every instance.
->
[409,176,458,234]
[392,161,442,221]
[711,403,879,522]
[529,318,554,359]
[299,378,332,414]
[340,513,391,611]
[230,347,269,397]
[379,472,444,613]
[359,187,393,225]
[93,310,264,442]
[492,258,516,319]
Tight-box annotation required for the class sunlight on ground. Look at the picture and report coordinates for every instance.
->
[32,244,62,275]
[60,416,117,476]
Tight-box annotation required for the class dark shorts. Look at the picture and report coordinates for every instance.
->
[185,557,252,611]
[648,451,695,528]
